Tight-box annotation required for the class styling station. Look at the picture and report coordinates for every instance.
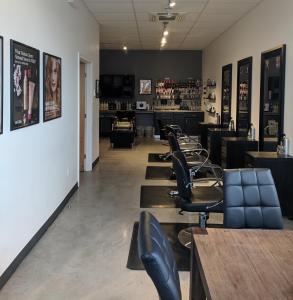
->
[1,1,293,299]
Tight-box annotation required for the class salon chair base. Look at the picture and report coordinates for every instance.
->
[178,213,209,249]
[110,131,135,148]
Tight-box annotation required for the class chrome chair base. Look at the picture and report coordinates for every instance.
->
[178,212,208,249]
[178,227,193,249]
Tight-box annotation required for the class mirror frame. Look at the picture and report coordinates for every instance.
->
[236,56,253,135]
[221,63,233,127]
[259,44,286,151]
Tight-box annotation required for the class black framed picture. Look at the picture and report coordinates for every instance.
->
[43,53,62,122]
[0,36,3,134]
[10,40,40,130]
[139,79,152,95]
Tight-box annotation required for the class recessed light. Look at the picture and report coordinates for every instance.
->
[123,46,127,51]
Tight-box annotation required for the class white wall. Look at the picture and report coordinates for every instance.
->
[0,0,99,276]
[203,0,293,154]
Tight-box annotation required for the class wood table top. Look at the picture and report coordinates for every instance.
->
[192,228,293,300]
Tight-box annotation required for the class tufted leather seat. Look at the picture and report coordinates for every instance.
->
[224,168,283,229]
[138,211,182,300]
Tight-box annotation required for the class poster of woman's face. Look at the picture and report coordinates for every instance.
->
[0,36,3,134]
[43,53,61,122]
[10,40,40,131]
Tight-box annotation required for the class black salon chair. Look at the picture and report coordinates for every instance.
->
[172,151,223,247]
[168,133,222,184]
[223,168,283,229]
[165,124,199,144]
[138,211,182,300]
[157,119,168,140]
[110,111,135,148]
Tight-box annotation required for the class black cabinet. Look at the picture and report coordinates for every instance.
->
[154,112,204,136]
[245,151,293,218]
[184,113,204,135]
[100,74,135,98]
[173,113,186,131]
[99,111,116,136]
[199,122,222,149]
[154,112,173,135]
[221,137,258,169]
[207,128,236,165]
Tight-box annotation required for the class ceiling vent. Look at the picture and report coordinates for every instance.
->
[149,12,186,22]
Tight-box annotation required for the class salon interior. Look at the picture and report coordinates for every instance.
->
[1,0,293,299]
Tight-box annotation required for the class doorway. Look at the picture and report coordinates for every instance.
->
[79,62,86,172]
[78,55,94,179]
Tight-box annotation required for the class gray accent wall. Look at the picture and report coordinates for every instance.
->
[100,50,202,102]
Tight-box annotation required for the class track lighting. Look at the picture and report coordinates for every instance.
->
[163,22,169,36]
[169,0,176,8]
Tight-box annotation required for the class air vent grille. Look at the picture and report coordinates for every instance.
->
[149,12,186,22]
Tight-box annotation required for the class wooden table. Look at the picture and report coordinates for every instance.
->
[190,228,293,300]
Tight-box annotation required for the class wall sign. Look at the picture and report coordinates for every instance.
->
[10,40,40,130]
[43,53,62,122]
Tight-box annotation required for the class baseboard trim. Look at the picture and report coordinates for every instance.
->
[92,156,99,170]
[0,183,78,290]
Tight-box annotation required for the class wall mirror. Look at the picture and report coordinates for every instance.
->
[259,45,286,151]
[221,64,232,127]
[236,57,252,135]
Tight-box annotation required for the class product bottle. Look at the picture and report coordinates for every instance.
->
[280,134,290,156]
[228,118,235,131]
[247,123,255,140]
[216,113,221,125]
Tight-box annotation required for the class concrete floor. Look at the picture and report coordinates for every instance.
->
[0,137,292,300]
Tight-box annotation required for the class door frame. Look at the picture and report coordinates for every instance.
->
[78,53,93,183]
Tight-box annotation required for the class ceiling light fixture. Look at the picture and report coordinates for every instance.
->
[169,0,176,8]
[163,22,169,36]
[123,46,127,51]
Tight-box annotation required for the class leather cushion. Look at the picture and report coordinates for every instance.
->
[138,211,182,300]
[224,169,283,229]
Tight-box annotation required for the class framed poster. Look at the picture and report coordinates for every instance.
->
[139,79,152,95]
[10,40,39,130]
[0,36,3,134]
[43,53,62,122]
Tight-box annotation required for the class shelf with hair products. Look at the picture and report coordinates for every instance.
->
[221,64,232,127]
[236,57,252,136]
[154,78,202,111]
[259,45,286,151]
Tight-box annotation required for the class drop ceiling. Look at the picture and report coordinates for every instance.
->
[83,0,263,50]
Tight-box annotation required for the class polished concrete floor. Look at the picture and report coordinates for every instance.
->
[0,138,292,300]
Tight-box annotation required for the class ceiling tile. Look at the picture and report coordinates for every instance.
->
[83,0,262,49]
